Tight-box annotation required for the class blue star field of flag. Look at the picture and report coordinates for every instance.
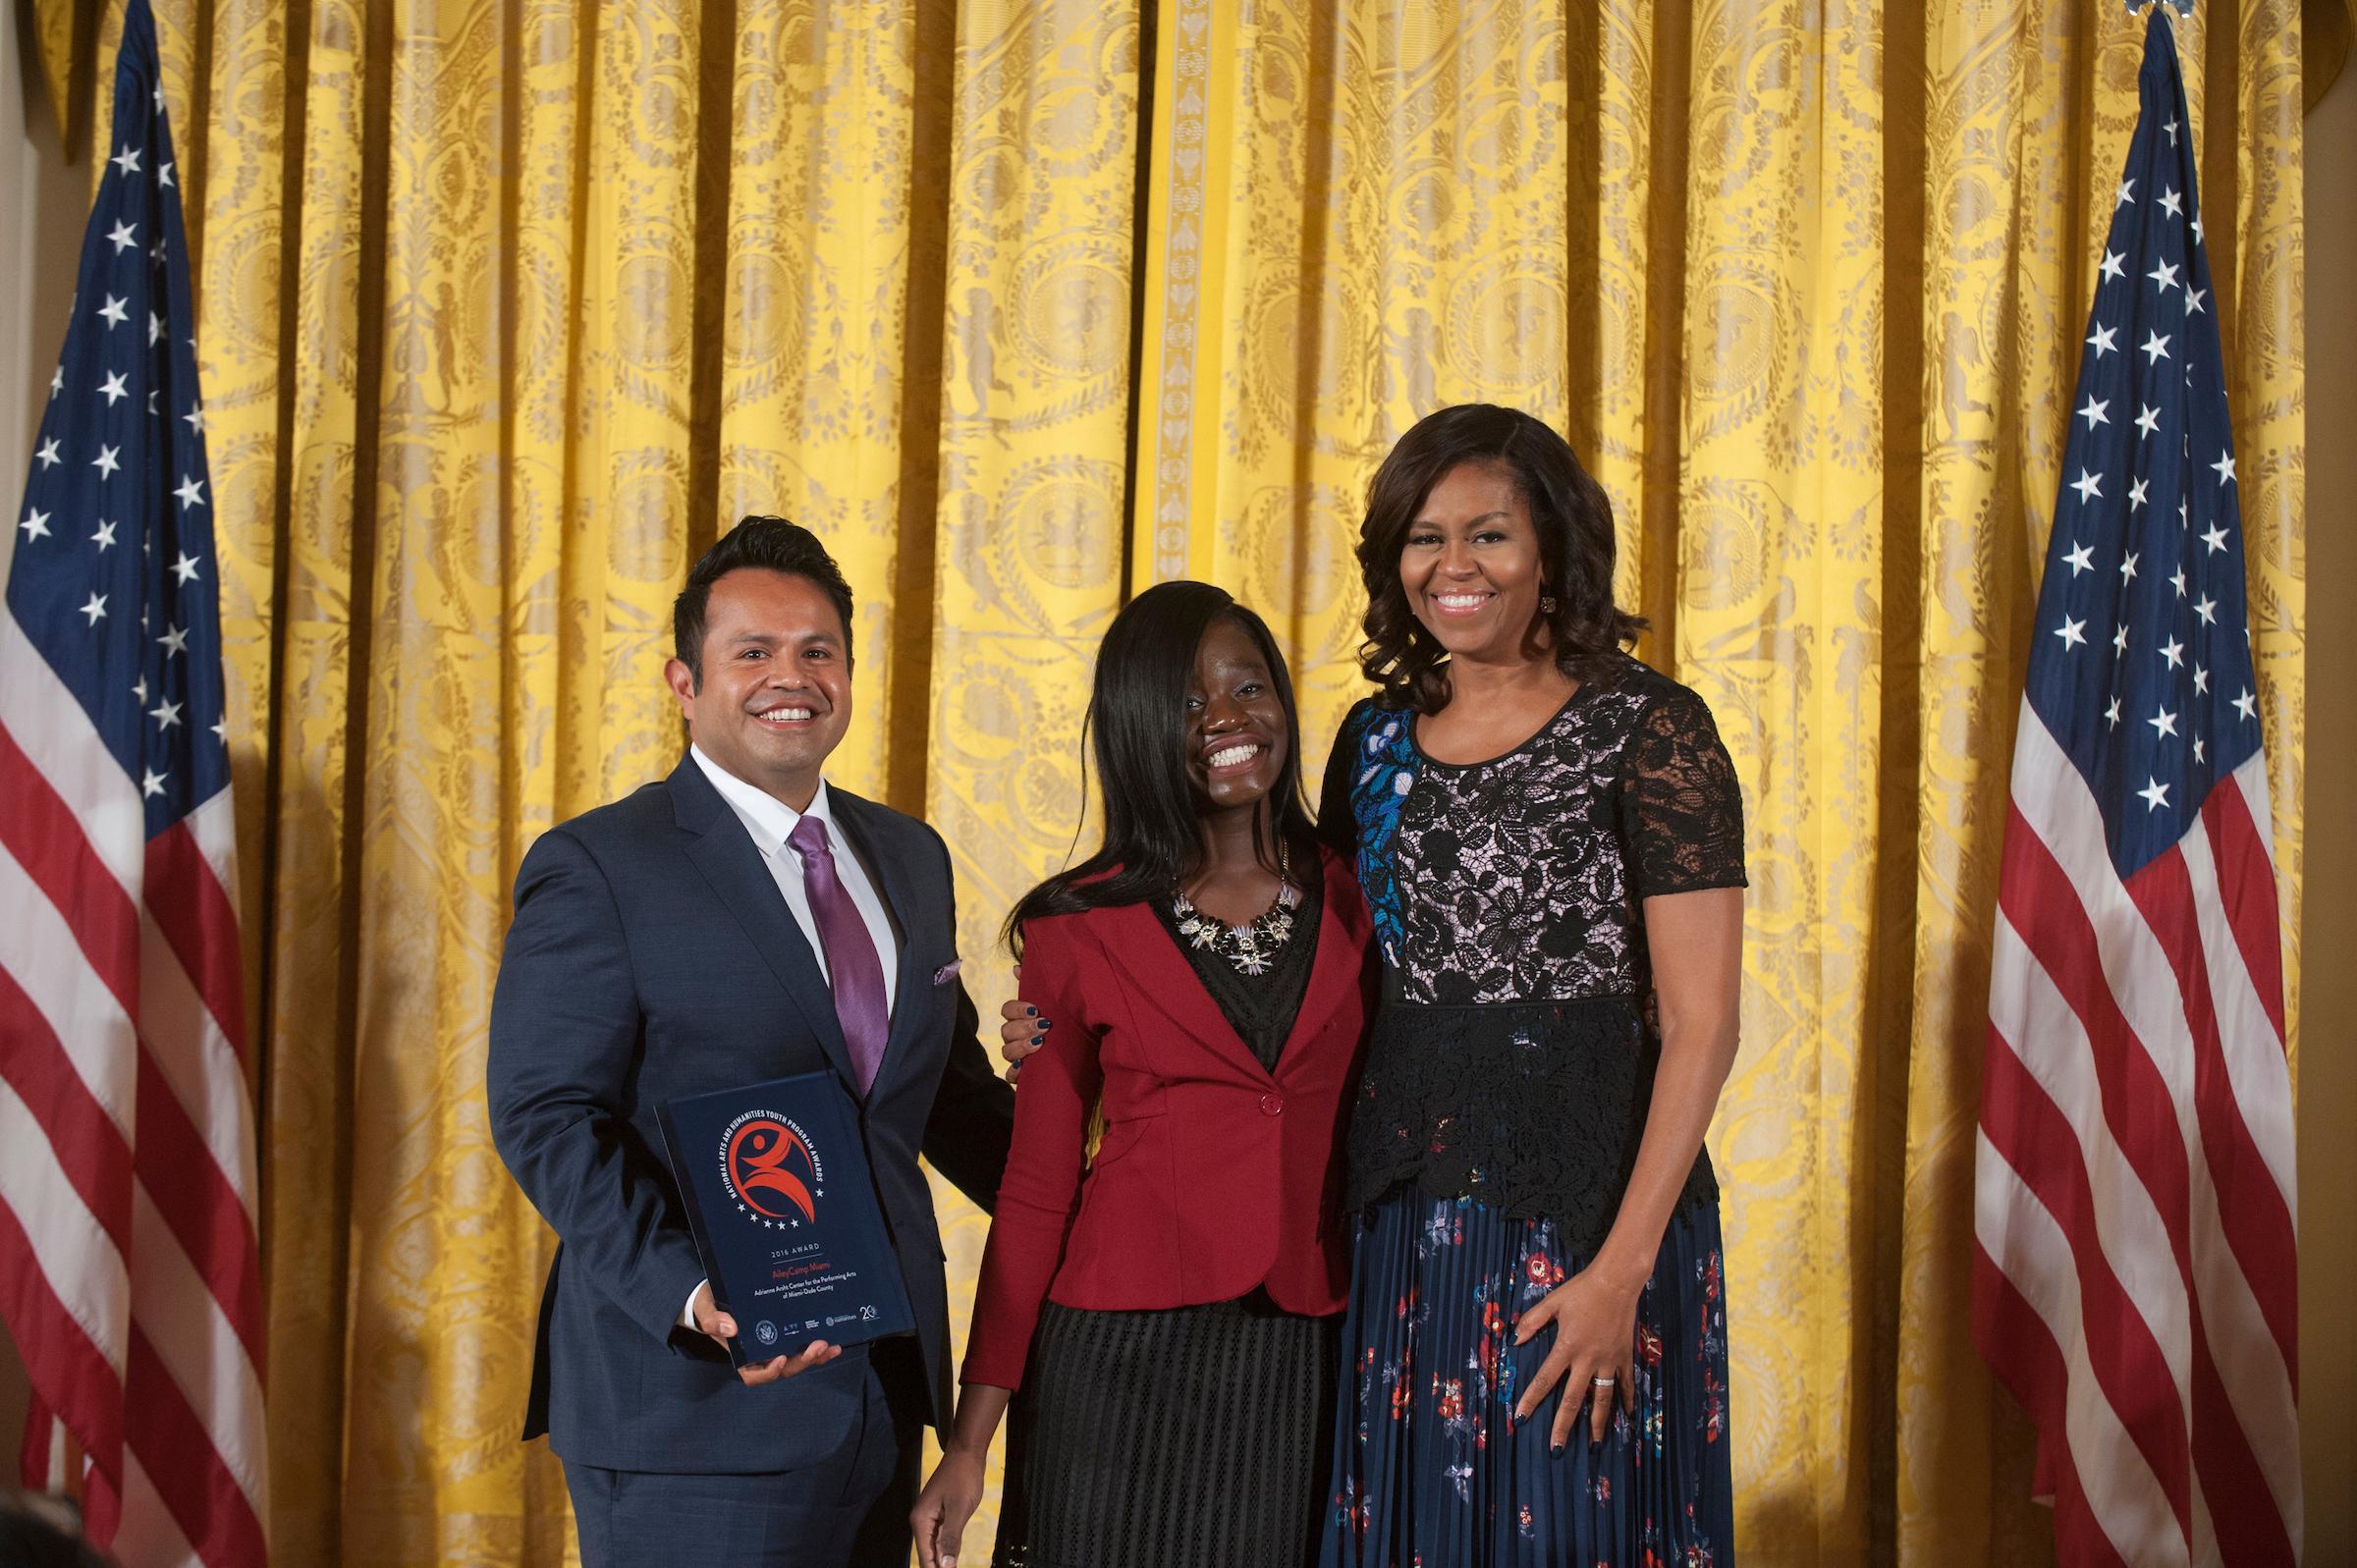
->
[7,0,227,841]
[2025,10,2260,883]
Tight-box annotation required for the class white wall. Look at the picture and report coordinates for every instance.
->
[2297,46,2357,1567]
[3,16,86,480]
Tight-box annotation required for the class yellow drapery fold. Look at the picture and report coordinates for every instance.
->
[29,0,2302,1561]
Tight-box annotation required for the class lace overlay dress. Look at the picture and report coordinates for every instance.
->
[1317,657,1746,1568]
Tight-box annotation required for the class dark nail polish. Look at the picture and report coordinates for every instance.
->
[1549,1442,1564,1458]
[1039,1020,1052,1031]
[1030,1034,1044,1047]
[1025,1005,1037,1016]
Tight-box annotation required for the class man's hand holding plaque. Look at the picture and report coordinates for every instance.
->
[659,1070,917,1369]
[687,1280,844,1386]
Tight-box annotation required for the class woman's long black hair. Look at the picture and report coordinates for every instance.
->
[1005,580,1319,951]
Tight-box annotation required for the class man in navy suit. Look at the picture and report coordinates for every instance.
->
[487,517,1014,1567]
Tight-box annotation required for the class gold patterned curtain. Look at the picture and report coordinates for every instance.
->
[29,0,2303,1563]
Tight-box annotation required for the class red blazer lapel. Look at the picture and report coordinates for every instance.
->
[1093,899,1273,1081]
[1271,848,1374,1081]
[1090,847,1371,1083]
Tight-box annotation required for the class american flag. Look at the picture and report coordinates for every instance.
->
[0,1,268,1563]
[1974,13,2300,1567]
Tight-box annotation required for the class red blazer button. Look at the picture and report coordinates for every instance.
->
[1259,1092,1285,1116]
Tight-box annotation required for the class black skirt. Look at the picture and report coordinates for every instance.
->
[995,1294,1340,1568]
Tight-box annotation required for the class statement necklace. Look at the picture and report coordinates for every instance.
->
[1173,848,1301,977]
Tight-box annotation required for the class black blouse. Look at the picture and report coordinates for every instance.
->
[1149,884,1323,1070]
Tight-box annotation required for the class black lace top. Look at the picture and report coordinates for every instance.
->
[1148,884,1323,1070]
[1321,657,1746,1254]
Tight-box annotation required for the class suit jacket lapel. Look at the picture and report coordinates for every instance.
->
[668,756,859,1093]
[828,791,932,1090]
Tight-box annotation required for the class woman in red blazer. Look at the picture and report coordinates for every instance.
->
[911,581,1376,1568]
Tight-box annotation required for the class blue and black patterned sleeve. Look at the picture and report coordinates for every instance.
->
[1322,698,1422,970]
[1317,699,1373,853]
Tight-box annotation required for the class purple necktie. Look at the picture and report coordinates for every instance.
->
[788,815,891,1094]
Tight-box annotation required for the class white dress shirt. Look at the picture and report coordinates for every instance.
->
[688,745,901,1017]
[681,744,904,1330]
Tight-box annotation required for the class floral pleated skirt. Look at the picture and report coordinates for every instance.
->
[1319,1190,1733,1568]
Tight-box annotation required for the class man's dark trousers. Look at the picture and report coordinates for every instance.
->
[562,1342,929,1567]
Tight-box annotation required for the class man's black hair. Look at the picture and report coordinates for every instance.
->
[672,516,856,686]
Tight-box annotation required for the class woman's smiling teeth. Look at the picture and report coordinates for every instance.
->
[1206,740,1262,772]
[1431,590,1495,617]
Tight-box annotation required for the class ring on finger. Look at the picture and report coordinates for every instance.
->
[1590,1375,1617,1387]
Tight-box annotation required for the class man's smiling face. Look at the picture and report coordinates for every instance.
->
[665,568,853,811]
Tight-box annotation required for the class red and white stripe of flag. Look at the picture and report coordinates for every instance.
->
[1977,703,2299,1567]
[0,610,268,1568]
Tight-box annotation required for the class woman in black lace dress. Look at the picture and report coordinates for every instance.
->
[1315,405,1746,1567]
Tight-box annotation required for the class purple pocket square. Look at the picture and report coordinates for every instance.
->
[932,958,962,985]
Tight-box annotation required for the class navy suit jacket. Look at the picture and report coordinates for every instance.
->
[486,754,1014,1474]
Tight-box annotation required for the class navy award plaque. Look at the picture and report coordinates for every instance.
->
[657,1069,914,1366]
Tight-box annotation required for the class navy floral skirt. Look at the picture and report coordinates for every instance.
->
[1319,1190,1733,1568]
